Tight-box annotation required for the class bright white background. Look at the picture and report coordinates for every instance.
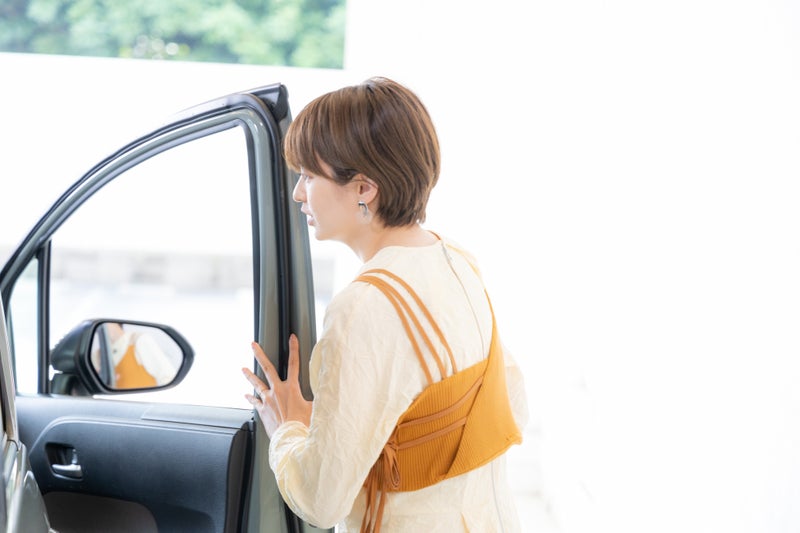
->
[2,1,800,532]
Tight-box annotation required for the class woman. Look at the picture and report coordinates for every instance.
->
[242,77,529,532]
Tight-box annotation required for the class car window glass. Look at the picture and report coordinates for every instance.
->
[7,259,39,394]
[48,127,254,407]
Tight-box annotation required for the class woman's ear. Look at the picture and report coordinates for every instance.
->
[356,174,379,205]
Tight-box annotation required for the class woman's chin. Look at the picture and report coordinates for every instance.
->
[310,226,327,241]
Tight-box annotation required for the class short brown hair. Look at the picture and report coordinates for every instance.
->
[284,77,440,226]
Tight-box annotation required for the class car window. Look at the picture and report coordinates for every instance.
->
[9,127,255,408]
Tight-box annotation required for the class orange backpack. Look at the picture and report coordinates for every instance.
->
[356,269,522,533]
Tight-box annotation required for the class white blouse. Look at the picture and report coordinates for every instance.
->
[269,236,530,532]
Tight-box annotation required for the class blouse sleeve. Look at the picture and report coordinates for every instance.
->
[267,284,427,528]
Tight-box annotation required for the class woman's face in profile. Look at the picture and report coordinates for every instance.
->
[293,163,362,243]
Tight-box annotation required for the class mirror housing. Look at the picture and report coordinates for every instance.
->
[50,319,194,395]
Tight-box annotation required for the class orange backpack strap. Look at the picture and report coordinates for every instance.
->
[355,269,457,383]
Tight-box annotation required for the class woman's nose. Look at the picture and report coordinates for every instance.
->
[292,176,305,203]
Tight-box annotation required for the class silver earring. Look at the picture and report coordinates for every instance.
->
[358,201,369,218]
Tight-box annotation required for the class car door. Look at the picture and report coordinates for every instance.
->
[0,84,328,533]
[1,298,52,533]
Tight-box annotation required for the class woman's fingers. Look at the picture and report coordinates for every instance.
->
[251,341,280,388]
[250,336,302,386]
[244,392,261,406]
[241,367,266,393]
[287,334,300,382]
[242,334,310,437]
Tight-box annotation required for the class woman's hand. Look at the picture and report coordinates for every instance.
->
[242,334,312,438]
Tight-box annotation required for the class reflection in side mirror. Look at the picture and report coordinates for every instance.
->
[90,322,184,390]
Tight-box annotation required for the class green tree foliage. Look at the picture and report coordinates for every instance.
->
[0,0,345,68]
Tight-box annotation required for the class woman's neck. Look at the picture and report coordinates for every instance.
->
[351,224,438,262]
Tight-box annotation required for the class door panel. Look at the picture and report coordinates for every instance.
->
[17,397,251,532]
[1,439,51,533]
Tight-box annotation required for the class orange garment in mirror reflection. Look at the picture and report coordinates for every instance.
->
[96,323,177,389]
[114,341,157,388]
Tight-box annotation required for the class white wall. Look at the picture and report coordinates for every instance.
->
[0,53,353,248]
[2,1,800,531]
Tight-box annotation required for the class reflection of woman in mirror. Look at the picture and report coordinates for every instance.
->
[98,323,176,388]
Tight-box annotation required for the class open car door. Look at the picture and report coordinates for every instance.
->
[0,84,327,533]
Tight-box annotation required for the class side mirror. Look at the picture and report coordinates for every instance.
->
[50,319,194,395]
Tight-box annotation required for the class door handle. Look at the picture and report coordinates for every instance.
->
[52,462,83,479]
[50,446,83,479]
